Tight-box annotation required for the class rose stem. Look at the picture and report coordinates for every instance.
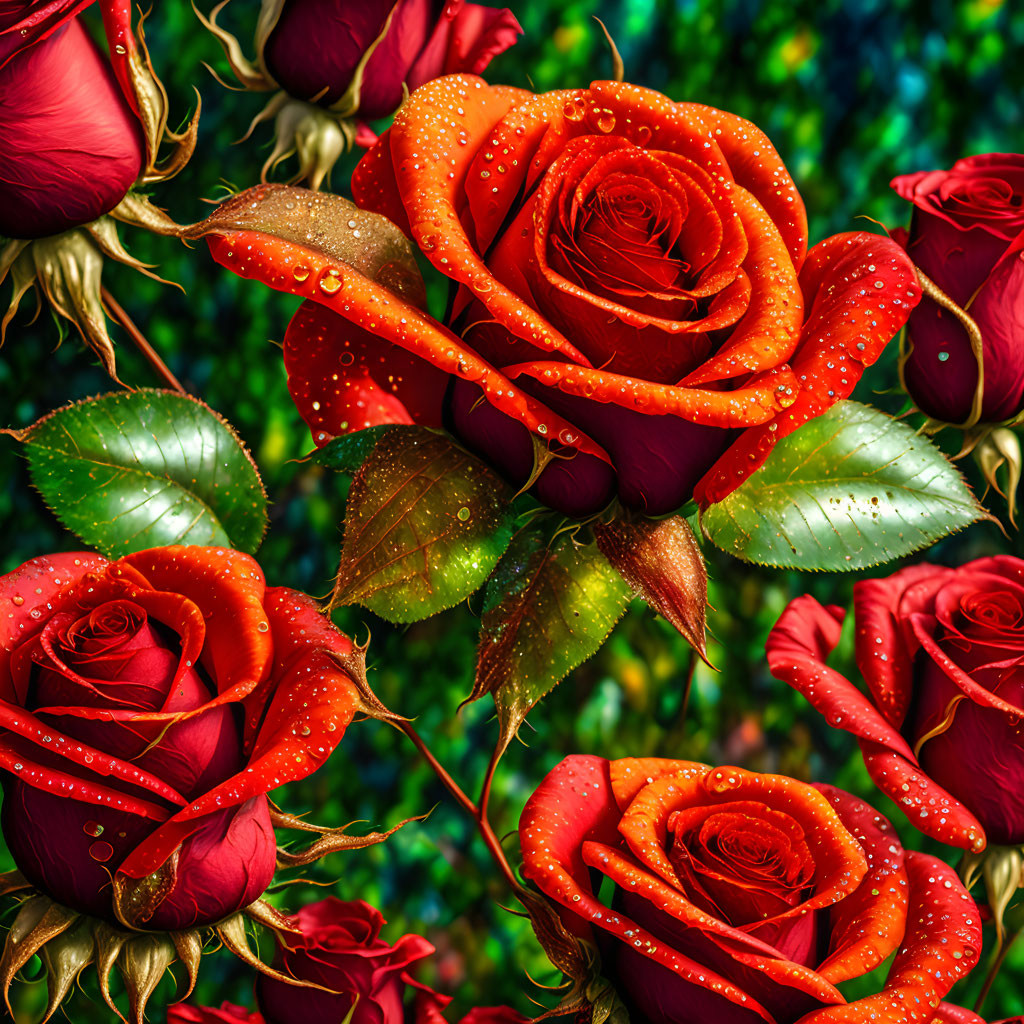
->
[397,719,520,892]
[101,285,187,394]
[478,742,502,823]
[974,927,1020,1013]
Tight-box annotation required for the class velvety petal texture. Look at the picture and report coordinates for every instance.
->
[519,755,979,1024]
[892,154,1024,424]
[0,547,360,928]
[263,0,522,120]
[0,13,144,238]
[259,74,918,518]
[768,555,1024,851]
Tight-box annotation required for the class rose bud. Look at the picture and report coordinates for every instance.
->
[0,546,362,1018]
[0,16,143,239]
[0,1,198,377]
[255,897,525,1024]
[520,756,980,1023]
[892,155,1024,427]
[220,78,919,519]
[198,0,521,188]
[891,156,1024,519]
[767,556,1024,853]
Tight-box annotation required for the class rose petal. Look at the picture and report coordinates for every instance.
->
[801,851,980,1024]
[853,567,941,728]
[695,230,919,506]
[284,299,447,445]
[0,0,95,67]
[0,552,108,684]
[383,74,591,364]
[812,785,908,984]
[859,741,985,852]
[204,231,612,469]
[122,547,273,724]
[766,595,917,759]
[116,588,358,879]
[931,1004,987,1024]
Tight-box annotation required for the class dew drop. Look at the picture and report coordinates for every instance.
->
[10,596,23,606]
[89,841,114,863]
[83,821,104,838]
[293,265,310,282]
[457,506,471,521]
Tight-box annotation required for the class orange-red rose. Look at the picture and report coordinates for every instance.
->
[0,547,359,929]
[279,75,919,517]
[520,755,979,1024]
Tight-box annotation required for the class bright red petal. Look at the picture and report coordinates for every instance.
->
[284,299,446,445]
[204,230,611,469]
[0,552,107,684]
[695,231,919,506]
[813,785,907,984]
[801,852,980,1024]
[766,596,917,759]
[118,589,359,879]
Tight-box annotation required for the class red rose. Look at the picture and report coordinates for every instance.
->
[0,9,144,238]
[169,1003,265,1024]
[255,897,525,1024]
[891,154,1024,424]
[767,555,1024,852]
[519,755,979,1023]
[263,0,522,121]
[0,547,360,929]
[274,76,918,519]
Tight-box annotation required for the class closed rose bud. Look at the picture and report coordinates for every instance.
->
[891,154,1024,425]
[0,16,144,239]
[262,0,522,121]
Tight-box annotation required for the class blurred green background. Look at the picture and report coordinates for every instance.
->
[2,0,1024,1019]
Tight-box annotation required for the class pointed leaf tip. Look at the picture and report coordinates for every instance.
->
[594,515,709,661]
[700,400,987,570]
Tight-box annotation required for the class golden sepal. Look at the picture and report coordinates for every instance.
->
[124,9,201,186]
[1,208,180,382]
[961,843,1024,942]
[975,426,1022,527]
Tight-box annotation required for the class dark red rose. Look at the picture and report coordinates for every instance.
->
[891,155,1024,424]
[520,755,980,1024]
[263,0,522,121]
[768,555,1024,852]
[259,77,918,519]
[256,898,437,1024]
[0,547,360,930]
[256,897,525,1024]
[0,4,145,238]
[168,1003,265,1024]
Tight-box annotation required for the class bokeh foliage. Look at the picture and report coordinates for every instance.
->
[2,0,1023,1019]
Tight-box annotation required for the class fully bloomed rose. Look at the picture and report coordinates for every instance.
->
[892,155,1024,425]
[254,897,525,1024]
[0,547,360,930]
[263,0,522,122]
[767,556,1024,853]
[277,76,919,518]
[0,2,150,239]
[520,755,979,1023]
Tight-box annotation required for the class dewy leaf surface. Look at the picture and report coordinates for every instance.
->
[18,390,267,556]
[471,529,631,751]
[333,427,515,622]
[700,400,986,570]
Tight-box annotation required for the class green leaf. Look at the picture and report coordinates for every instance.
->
[469,528,630,752]
[700,400,987,570]
[333,427,515,622]
[16,389,267,556]
[312,425,401,474]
